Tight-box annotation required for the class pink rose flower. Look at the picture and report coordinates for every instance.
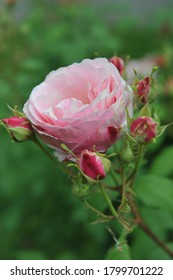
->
[23,58,133,161]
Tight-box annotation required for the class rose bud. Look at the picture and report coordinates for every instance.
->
[130,116,157,143]
[79,150,111,182]
[119,142,134,165]
[135,77,150,104]
[109,56,124,75]
[2,116,33,142]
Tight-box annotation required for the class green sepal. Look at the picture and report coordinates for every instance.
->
[9,127,33,141]
[67,163,77,168]
[100,155,111,175]
[72,177,90,200]
[107,152,117,158]
[7,104,26,118]
[60,143,77,159]
[157,123,173,138]
[125,108,133,129]
[133,68,139,83]
[126,133,137,144]
[150,65,158,79]
[80,171,99,184]
[139,103,151,117]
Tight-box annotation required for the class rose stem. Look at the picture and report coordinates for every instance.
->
[119,167,126,209]
[84,200,113,220]
[127,143,144,184]
[99,182,118,219]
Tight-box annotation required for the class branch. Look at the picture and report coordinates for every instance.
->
[127,192,173,259]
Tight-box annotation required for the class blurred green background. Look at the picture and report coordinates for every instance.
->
[0,0,173,260]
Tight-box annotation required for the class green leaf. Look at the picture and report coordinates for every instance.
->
[131,223,172,260]
[106,242,131,260]
[60,143,77,158]
[134,175,173,213]
[150,146,173,177]
[130,206,173,259]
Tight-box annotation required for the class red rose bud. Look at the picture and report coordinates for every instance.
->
[2,116,33,142]
[79,150,111,182]
[130,116,157,143]
[136,77,150,104]
[109,56,124,75]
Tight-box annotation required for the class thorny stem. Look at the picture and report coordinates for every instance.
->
[127,143,144,185]
[99,182,118,219]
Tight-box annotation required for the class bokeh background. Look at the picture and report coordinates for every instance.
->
[0,0,173,260]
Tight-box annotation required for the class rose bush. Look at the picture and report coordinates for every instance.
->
[23,58,133,161]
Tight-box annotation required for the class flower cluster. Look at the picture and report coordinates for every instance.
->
[1,57,165,182]
[1,55,172,258]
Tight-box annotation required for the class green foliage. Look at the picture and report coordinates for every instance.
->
[130,175,173,259]
[0,1,173,260]
[149,146,173,177]
[134,175,173,213]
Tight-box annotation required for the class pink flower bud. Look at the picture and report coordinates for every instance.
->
[2,116,33,142]
[79,150,111,181]
[109,56,124,75]
[136,77,150,104]
[130,116,157,143]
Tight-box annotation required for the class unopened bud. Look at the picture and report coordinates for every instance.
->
[109,56,124,75]
[119,142,134,165]
[2,116,33,142]
[79,150,111,182]
[135,77,150,104]
[130,116,157,143]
